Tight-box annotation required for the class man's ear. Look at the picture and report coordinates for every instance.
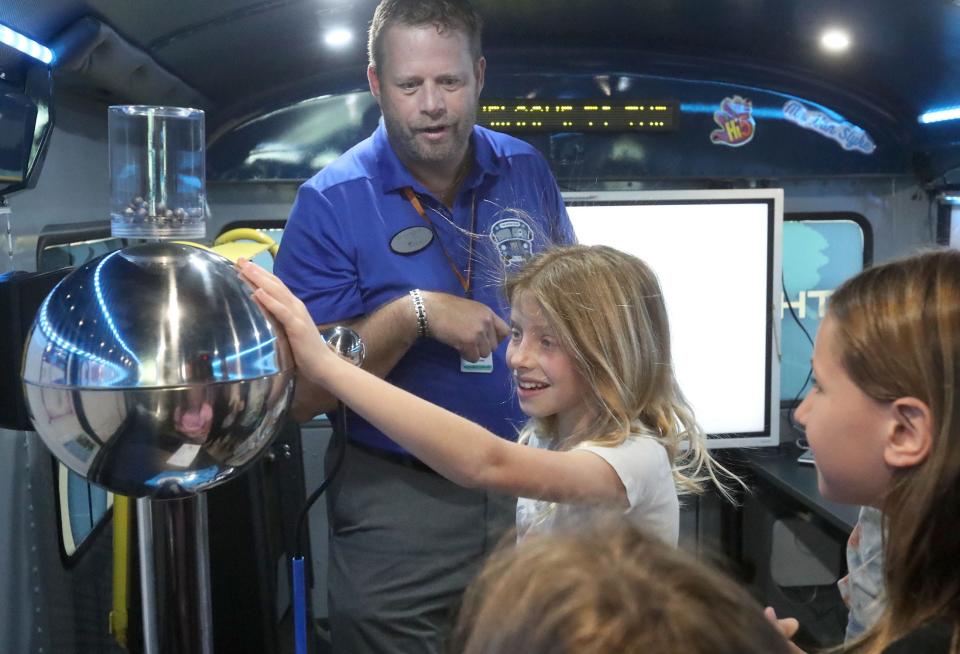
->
[368,64,382,103]
[475,56,486,96]
[883,397,933,469]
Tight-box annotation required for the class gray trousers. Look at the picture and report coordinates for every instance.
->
[325,440,515,654]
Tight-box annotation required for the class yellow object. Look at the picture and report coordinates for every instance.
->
[108,496,130,649]
[174,228,279,263]
[212,228,279,262]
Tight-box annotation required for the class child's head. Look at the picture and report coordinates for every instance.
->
[450,520,792,654]
[797,249,960,506]
[504,245,676,442]
[504,244,734,497]
[795,248,960,646]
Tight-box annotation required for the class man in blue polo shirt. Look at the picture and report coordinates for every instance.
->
[274,0,573,651]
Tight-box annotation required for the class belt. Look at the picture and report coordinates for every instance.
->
[349,440,438,475]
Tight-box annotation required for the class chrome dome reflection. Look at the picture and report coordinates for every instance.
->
[21,242,294,499]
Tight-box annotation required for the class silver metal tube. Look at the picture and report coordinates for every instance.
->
[137,495,213,654]
[137,497,160,654]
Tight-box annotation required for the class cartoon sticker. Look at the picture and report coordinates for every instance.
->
[710,95,756,147]
[782,100,876,154]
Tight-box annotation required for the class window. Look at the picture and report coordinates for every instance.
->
[207,92,378,181]
[780,213,872,403]
[37,221,126,272]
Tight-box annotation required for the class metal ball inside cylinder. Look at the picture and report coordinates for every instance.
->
[20,242,294,499]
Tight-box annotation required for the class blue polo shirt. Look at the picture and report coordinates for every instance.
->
[275,122,574,454]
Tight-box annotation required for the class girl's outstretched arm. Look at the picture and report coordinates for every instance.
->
[236,259,627,507]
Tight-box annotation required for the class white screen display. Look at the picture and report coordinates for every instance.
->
[565,191,782,446]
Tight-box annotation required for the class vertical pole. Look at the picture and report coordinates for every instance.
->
[137,494,213,654]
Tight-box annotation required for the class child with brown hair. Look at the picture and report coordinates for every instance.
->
[790,249,960,653]
[449,519,793,654]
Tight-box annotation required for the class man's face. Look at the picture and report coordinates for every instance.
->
[369,23,485,175]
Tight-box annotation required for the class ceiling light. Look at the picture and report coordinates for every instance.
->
[0,22,54,64]
[820,29,851,54]
[323,28,353,48]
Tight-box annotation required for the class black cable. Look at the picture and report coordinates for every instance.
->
[781,273,816,434]
[293,406,347,559]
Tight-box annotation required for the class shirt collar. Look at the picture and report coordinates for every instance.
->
[375,119,503,197]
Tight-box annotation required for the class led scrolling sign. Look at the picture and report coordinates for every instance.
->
[478,100,678,132]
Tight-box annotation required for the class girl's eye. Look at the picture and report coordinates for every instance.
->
[540,337,554,349]
[510,327,522,340]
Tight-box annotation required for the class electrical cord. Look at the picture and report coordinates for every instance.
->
[781,273,816,435]
[294,408,346,559]
[292,325,364,559]
[290,327,362,653]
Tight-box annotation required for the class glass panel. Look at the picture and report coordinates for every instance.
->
[38,235,126,272]
[208,92,378,181]
[781,218,866,402]
[58,464,113,557]
[64,467,111,554]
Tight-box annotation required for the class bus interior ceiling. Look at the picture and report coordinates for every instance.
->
[2,0,960,652]
[0,0,958,265]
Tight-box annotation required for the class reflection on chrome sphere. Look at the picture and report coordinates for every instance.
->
[21,242,294,499]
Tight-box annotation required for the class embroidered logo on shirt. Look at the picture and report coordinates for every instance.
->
[489,217,534,266]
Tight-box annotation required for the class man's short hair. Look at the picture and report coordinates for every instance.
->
[367,0,483,71]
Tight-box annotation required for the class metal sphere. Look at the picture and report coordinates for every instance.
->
[21,242,294,499]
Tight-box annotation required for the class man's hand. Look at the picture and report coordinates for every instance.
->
[421,291,511,362]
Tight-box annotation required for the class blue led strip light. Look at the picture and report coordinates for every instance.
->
[0,23,54,64]
[94,252,142,366]
[681,103,784,120]
[37,293,127,379]
[210,338,278,377]
[919,106,960,125]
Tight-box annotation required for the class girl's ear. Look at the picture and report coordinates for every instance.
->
[883,397,933,469]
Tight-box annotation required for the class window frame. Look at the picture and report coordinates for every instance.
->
[779,211,873,408]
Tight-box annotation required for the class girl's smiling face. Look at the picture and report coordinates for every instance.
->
[506,292,596,439]
[794,315,893,506]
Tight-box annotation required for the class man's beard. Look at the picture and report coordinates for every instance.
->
[384,107,476,169]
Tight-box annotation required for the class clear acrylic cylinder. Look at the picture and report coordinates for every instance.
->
[109,106,206,239]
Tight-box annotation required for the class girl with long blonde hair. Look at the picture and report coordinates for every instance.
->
[239,244,737,543]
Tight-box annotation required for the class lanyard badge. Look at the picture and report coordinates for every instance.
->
[461,354,494,374]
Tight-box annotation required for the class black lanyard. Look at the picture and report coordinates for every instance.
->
[402,187,477,296]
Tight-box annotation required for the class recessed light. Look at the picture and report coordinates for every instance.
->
[323,27,353,48]
[820,28,851,53]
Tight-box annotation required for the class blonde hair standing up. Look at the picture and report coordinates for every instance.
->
[504,244,739,499]
[449,520,792,654]
[828,249,960,653]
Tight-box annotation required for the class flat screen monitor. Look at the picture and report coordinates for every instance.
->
[563,190,782,448]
